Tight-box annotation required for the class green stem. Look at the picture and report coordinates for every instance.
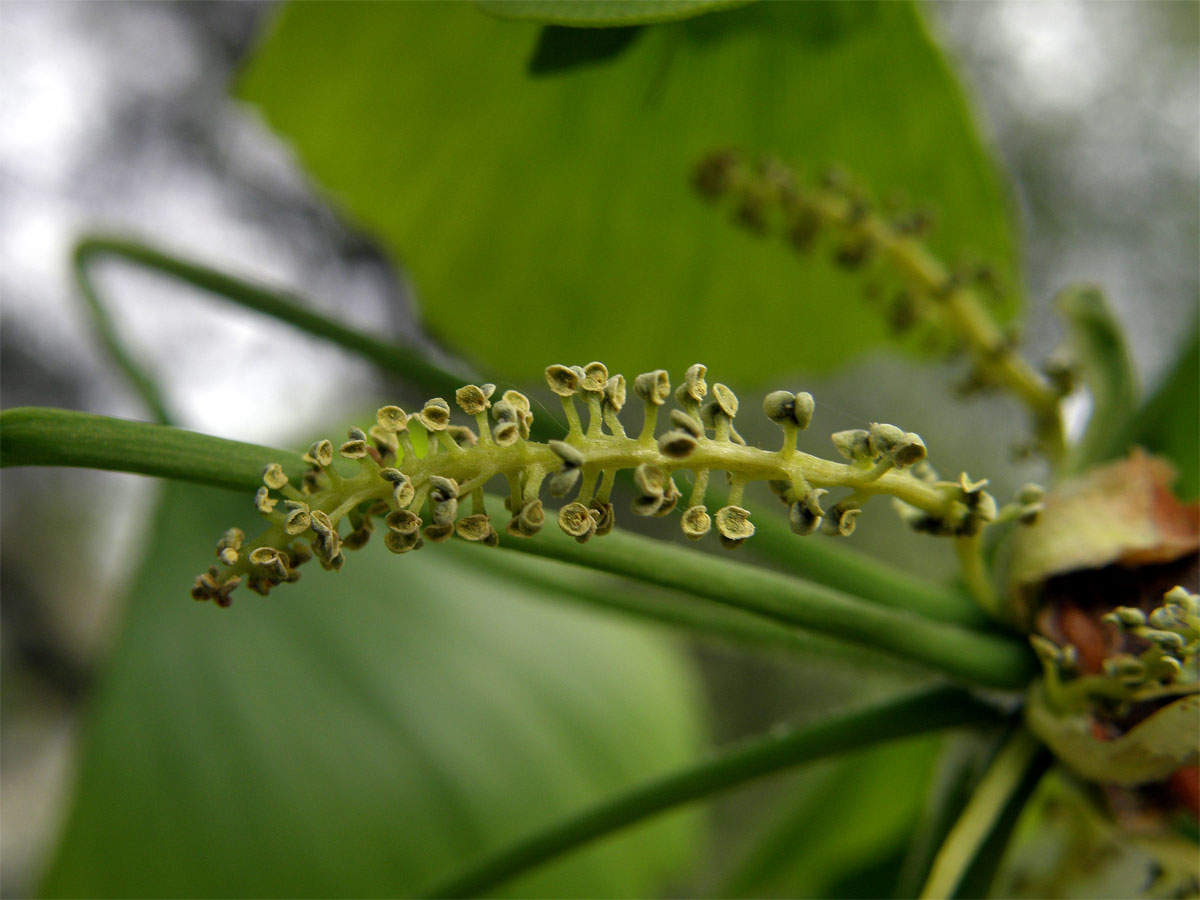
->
[0,407,306,492]
[750,511,989,629]
[918,726,1050,899]
[496,520,1034,690]
[416,685,999,899]
[72,235,472,403]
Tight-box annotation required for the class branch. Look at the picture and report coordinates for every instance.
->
[416,685,1000,899]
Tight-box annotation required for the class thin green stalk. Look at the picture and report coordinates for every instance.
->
[1,407,1033,687]
[416,685,1000,899]
[455,545,922,672]
[750,510,989,629]
[919,727,1051,899]
[496,523,1034,690]
[72,235,472,404]
[0,407,306,492]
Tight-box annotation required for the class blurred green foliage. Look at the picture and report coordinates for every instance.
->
[239,1,1020,383]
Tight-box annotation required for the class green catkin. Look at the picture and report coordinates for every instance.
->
[193,363,1026,605]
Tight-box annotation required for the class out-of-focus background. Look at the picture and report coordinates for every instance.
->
[1,2,1196,897]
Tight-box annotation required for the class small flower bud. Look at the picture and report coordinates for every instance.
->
[254,486,277,514]
[831,429,872,462]
[658,430,698,459]
[418,398,451,432]
[681,505,711,540]
[558,501,595,538]
[455,384,492,416]
[455,514,493,542]
[548,440,585,468]
[1016,483,1045,505]
[377,406,409,432]
[384,529,420,554]
[262,463,289,490]
[604,375,626,412]
[548,467,581,498]
[714,505,755,541]
[633,370,671,406]
[868,423,926,467]
[386,509,422,534]
[546,364,580,396]
[763,391,797,426]
[668,409,703,438]
[581,361,609,393]
[789,489,827,536]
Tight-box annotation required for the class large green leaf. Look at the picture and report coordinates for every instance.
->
[40,482,702,898]
[240,1,1019,384]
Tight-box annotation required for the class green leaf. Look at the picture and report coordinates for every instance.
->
[475,0,757,27]
[239,1,1019,383]
[719,734,942,897]
[1129,325,1199,500]
[41,482,702,898]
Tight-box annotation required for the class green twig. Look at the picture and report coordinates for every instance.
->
[496,523,1034,690]
[72,235,472,403]
[918,726,1051,899]
[0,407,306,492]
[416,685,1000,899]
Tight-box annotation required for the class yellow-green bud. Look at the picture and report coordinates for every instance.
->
[546,364,580,396]
[581,361,609,393]
[831,429,872,462]
[681,505,711,540]
[254,486,277,514]
[604,374,626,412]
[262,463,289,490]
[377,406,408,432]
[558,501,594,538]
[633,370,671,406]
[548,467,581,498]
[455,384,492,416]
[386,509,422,535]
[548,440,584,468]
[418,398,451,432]
[306,440,334,468]
[455,514,494,542]
[714,505,754,541]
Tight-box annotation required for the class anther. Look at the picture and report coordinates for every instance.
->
[262,463,289,490]
[633,370,671,406]
[681,505,711,540]
[418,398,451,432]
[455,385,492,416]
[545,365,581,397]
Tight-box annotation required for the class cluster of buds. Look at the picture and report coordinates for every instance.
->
[692,148,1068,459]
[194,362,1016,605]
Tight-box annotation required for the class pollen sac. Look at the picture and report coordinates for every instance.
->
[603,375,626,413]
[633,463,667,498]
[501,389,531,416]
[418,398,452,432]
[254,486,277,514]
[423,522,455,543]
[789,489,827,536]
[548,439,585,469]
[380,468,415,507]
[632,493,664,517]
[429,498,458,527]
[658,430,699,459]
[822,501,862,537]
[581,361,609,393]
[455,514,494,542]
[681,505,711,540]
[306,440,335,468]
[385,509,422,535]
[341,528,372,551]
[377,406,409,433]
[633,370,671,406]
[368,424,399,455]
[710,383,739,418]
[714,505,755,543]
[428,475,459,503]
[384,529,421,554]
[215,527,244,566]
[763,391,815,429]
[545,364,581,397]
[868,423,926,468]
[447,425,477,448]
[309,509,334,536]
[669,409,703,438]
[249,546,290,582]
[508,499,544,537]
[283,501,312,535]
[455,384,492,416]
[558,501,595,539]
[655,476,681,518]
[262,463,289,490]
[831,429,872,462]
[548,466,581,498]
[589,500,615,536]
[677,363,708,405]
[340,426,370,459]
